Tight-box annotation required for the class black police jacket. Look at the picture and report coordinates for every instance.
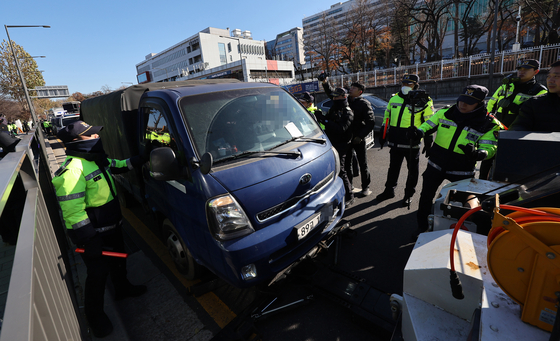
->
[510,92,560,132]
[323,104,354,147]
[322,82,375,139]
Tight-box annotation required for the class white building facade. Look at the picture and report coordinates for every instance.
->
[135,27,295,85]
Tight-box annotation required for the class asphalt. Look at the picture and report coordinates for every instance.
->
[47,136,214,341]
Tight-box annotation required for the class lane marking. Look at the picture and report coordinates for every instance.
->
[121,206,236,328]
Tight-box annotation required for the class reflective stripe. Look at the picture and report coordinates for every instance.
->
[85,169,102,181]
[426,120,437,128]
[72,218,91,230]
[126,158,133,170]
[440,119,457,127]
[388,142,420,149]
[428,160,442,171]
[428,160,474,176]
[57,192,85,202]
[392,103,403,107]
[95,220,122,233]
[447,170,475,176]
[479,139,497,145]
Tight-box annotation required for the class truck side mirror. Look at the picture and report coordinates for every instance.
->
[189,152,213,175]
[149,147,181,181]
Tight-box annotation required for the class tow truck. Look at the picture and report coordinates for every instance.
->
[390,130,560,340]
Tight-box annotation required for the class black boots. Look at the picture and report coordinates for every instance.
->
[375,189,395,202]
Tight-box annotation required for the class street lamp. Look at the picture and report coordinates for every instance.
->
[4,25,50,127]
[5,24,50,148]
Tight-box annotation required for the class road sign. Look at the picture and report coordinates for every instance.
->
[31,86,70,98]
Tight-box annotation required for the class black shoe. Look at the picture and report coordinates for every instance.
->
[402,197,412,207]
[375,190,395,202]
[345,197,355,208]
[88,312,113,338]
[114,284,147,301]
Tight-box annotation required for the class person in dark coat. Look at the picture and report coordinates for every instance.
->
[316,87,355,207]
[510,60,560,132]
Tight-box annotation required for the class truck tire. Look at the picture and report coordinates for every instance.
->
[162,219,201,280]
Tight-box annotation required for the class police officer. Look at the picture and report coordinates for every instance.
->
[298,92,324,126]
[409,85,500,236]
[52,120,147,337]
[321,75,375,197]
[376,74,434,207]
[510,60,560,132]
[316,87,355,207]
[481,59,547,178]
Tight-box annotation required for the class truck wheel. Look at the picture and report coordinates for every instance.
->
[162,219,201,280]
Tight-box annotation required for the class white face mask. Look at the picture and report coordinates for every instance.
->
[401,86,412,95]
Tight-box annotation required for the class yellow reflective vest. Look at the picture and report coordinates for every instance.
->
[52,155,132,242]
[487,80,547,128]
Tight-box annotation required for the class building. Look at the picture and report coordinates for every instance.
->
[266,27,305,65]
[135,27,295,86]
[301,0,390,77]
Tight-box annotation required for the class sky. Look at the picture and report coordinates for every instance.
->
[1,0,343,96]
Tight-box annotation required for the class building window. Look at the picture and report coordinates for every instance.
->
[192,42,200,51]
[218,43,227,65]
[228,42,232,52]
[187,46,191,53]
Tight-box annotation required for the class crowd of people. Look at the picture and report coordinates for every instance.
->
[299,58,560,239]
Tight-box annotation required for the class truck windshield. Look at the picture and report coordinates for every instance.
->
[179,87,322,162]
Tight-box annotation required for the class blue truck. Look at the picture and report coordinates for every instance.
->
[80,80,346,288]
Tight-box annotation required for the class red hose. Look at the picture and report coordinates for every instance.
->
[450,205,560,271]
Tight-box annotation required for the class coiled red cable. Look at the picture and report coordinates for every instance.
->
[449,205,560,272]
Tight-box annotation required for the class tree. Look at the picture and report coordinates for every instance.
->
[523,0,560,45]
[398,0,453,62]
[0,39,45,114]
[0,93,21,121]
[303,13,340,75]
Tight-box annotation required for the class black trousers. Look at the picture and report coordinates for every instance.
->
[384,147,420,197]
[334,143,353,201]
[479,156,495,180]
[416,165,472,233]
[81,226,129,317]
[345,140,371,190]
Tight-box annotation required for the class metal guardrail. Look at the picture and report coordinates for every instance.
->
[0,130,83,340]
[313,43,560,88]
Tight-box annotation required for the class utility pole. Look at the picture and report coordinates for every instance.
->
[488,0,500,92]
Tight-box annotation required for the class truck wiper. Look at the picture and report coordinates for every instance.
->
[216,150,301,163]
[292,137,327,144]
[276,136,327,148]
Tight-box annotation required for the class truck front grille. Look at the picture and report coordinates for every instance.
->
[256,171,334,222]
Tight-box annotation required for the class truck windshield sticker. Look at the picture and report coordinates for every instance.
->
[285,122,303,138]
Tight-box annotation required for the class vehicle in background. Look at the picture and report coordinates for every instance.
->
[80,80,346,288]
[317,94,388,149]
[51,114,80,135]
[62,101,80,115]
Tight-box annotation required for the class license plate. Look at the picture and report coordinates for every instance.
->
[296,213,321,240]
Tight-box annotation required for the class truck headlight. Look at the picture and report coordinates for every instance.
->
[332,147,340,176]
[207,194,255,241]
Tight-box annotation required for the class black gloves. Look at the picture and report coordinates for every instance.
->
[406,126,424,141]
[352,136,363,144]
[458,143,488,161]
[130,140,153,168]
[82,234,104,258]
[422,134,433,155]
[318,72,328,82]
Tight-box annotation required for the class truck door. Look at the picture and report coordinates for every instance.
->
[139,99,208,260]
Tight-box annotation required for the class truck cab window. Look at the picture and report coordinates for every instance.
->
[143,106,177,153]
